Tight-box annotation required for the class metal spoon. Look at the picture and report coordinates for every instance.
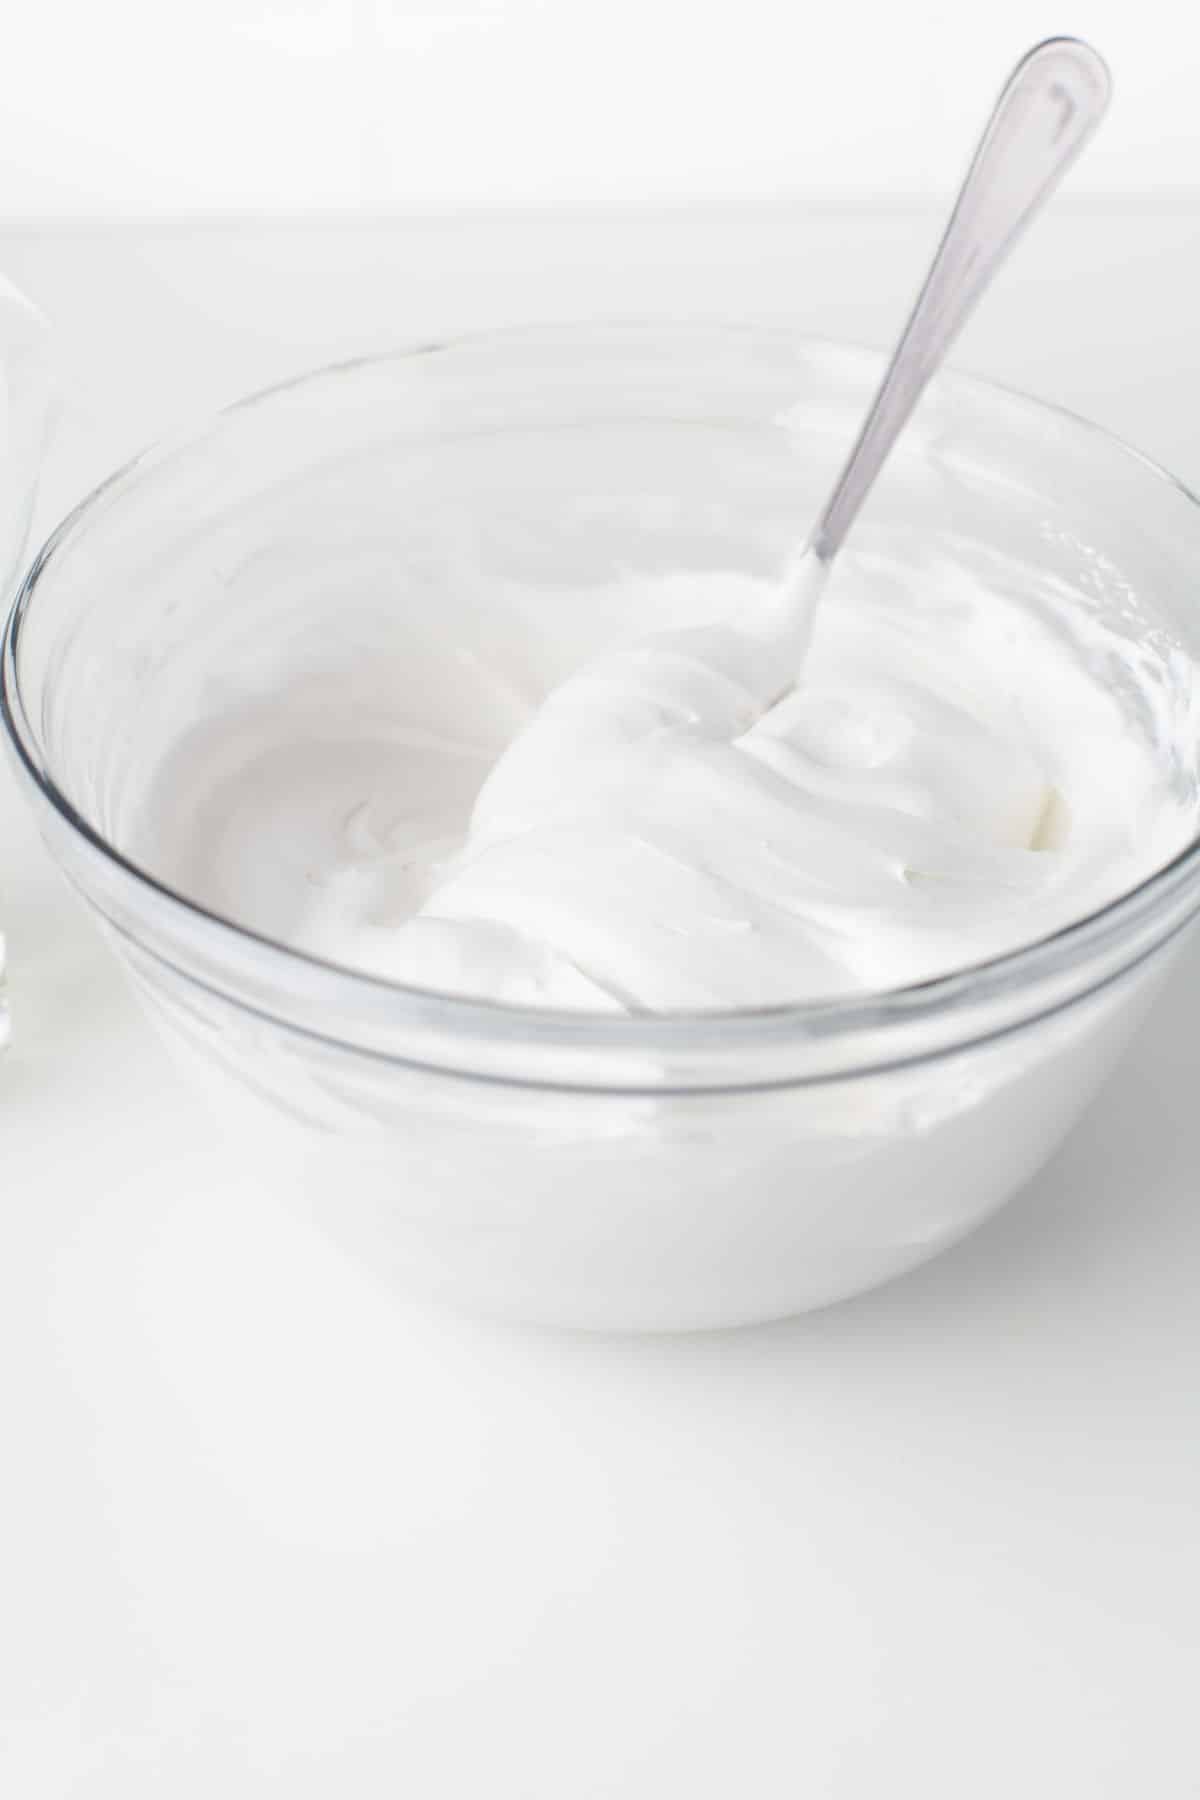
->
[787,36,1112,636]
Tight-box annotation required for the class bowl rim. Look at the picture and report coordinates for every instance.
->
[5,319,1200,1067]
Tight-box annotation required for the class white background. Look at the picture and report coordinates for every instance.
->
[1,1,1199,216]
[4,6,1200,1796]
[4,200,1200,1796]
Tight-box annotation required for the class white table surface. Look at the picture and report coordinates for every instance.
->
[2,205,1200,1797]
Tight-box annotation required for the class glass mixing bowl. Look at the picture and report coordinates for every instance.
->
[5,324,1200,1331]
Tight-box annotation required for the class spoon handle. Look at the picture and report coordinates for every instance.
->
[808,36,1111,564]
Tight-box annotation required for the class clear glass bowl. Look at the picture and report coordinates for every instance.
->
[5,324,1200,1330]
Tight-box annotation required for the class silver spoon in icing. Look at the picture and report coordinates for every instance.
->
[782,36,1112,653]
